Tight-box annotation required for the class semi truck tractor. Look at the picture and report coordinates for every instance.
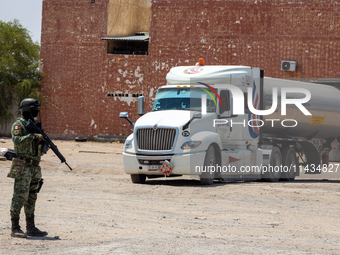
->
[120,61,340,184]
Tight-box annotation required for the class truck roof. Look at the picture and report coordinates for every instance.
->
[166,65,252,85]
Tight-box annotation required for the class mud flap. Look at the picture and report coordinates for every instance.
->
[297,141,321,174]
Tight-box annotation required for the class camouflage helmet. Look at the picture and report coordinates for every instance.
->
[20,98,40,112]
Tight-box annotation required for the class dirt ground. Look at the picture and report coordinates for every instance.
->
[0,137,340,254]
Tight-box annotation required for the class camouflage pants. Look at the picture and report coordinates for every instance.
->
[10,164,42,220]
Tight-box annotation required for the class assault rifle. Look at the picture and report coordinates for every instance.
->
[26,119,73,171]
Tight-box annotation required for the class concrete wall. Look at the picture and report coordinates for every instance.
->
[40,0,340,138]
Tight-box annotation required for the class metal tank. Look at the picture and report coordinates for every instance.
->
[262,77,340,141]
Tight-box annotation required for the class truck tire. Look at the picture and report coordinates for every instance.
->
[280,147,296,181]
[200,145,216,185]
[262,147,282,182]
[130,174,146,184]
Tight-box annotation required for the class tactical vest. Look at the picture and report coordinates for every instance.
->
[11,118,42,161]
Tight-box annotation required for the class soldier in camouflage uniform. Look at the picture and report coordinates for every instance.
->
[10,98,48,238]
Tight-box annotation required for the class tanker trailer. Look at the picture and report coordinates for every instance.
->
[260,77,340,173]
[263,77,340,141]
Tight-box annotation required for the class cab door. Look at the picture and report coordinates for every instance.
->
[216,89,232,146]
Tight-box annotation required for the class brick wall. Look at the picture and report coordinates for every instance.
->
[41,0,145,138]
[40,0,340,138]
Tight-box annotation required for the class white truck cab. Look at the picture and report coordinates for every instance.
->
[120,62,269,184]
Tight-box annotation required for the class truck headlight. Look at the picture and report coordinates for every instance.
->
[181,141,202,149]
[124,139,133,150]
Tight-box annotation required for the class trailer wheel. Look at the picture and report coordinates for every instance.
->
[280,147,296,181]
[262,147,282,182]
[130,174,146,184]
[200,145,216,185]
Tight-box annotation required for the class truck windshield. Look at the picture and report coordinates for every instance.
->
[152,87,216,112]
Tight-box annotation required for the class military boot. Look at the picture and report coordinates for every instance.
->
[26,217,48,237]
[11,218,27,238]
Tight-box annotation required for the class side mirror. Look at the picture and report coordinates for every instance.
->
[119,112,129,118]
[138,96,144,116]
[119,112,134,127]
[193,112,202,119]
[183,112,202,130]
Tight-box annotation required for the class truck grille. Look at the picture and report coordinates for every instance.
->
[136,128,176,151]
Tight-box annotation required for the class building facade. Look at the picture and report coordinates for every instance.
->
[40,0,340,138]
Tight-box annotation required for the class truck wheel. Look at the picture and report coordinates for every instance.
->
[262,147,282,182]
[130,174,146,184]
[200,145,216,185]
[280,147,296,181]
